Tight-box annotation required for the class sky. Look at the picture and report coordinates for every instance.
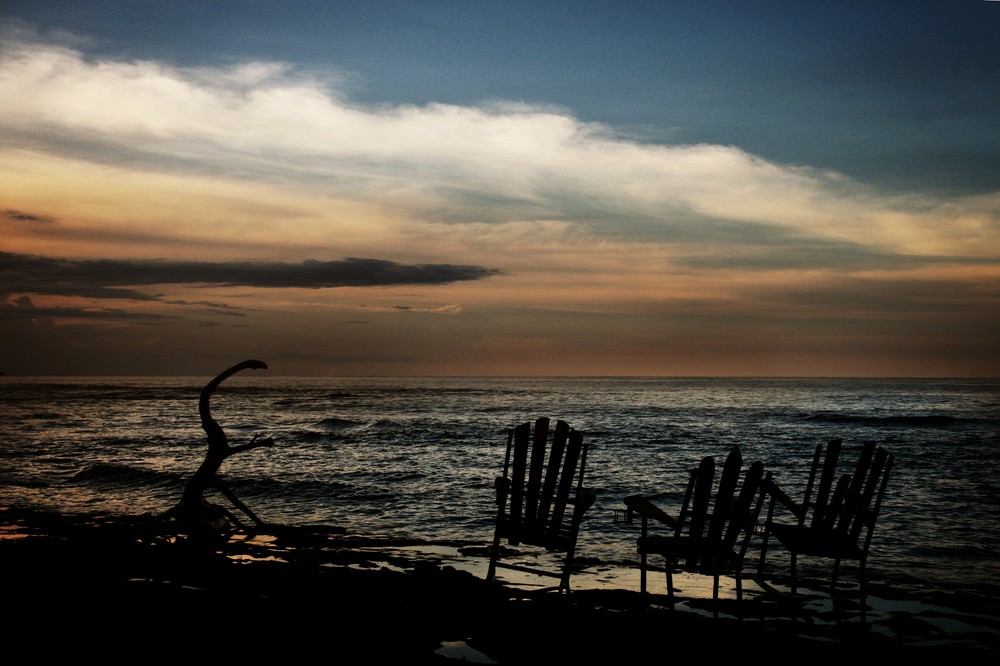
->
[1,1,999,377]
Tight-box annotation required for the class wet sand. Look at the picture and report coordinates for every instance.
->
[2,506,997,662]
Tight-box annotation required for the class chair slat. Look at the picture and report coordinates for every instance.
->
[706,447,742,547]
[535,419,569,539]
[685,455,715,570]
[724,460,765,552]
[547,426,582,546]
[809,438,842,530]
[847,445,888,542]
[508,421,531,545]
[523,417,550,531]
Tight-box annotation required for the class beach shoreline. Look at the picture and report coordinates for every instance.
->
[2,506,997,661]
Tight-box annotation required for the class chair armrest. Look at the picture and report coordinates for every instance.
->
[494,476,511,505]
[623,494,679,530]
[763,478,805,521]
[571,488,598,516]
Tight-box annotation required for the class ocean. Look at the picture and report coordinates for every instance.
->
[2,374,998,604]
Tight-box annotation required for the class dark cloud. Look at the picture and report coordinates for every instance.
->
[0,295,170,322]
[3,209,55,223]
[0,251,503,299]
[163,298,248,309]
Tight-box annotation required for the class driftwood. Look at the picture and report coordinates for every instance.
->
[162,359,274,543]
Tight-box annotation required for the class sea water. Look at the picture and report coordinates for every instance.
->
[1,375,998,602]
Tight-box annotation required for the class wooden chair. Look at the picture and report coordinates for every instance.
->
[486,417,596,593]
[622,446,770,616]
[757,439,894,621]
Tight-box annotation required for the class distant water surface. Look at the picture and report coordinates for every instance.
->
[1,375,998,603]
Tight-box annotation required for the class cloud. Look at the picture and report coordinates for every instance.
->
[0,252,502,300]
[391,304,463,314]
[0,294,170,323]
[3,209,55,223]
[2,30,996,263]
[0,26,997,377]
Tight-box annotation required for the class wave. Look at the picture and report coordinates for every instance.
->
[70,463,183,489]
[272,392,360,407]
[908,542,1000,561]
[802,413,965,427]
[315,417,366,430]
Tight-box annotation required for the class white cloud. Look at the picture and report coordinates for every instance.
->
[1,32,997,262]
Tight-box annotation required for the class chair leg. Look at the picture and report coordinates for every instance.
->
[666,567,675,610]
[639,550,648,594]
[486,530,502,583]
[859,559,867,624]
[831,557,846,619]
[559,549,574,593]
[712,575,721,619]
[732,574,747,621]
[789,553,798,594]
[757,528,770,578]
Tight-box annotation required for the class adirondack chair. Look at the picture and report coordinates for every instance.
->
[622,446,770,616]
[756,438,894,621]
[486,417,596,593]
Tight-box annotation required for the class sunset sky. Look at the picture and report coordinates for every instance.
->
[2,1,998,377]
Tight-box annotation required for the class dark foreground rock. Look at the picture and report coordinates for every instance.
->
[1,507,996,663]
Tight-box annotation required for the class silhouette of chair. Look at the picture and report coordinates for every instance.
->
[486,417,596,593]
[756,438,894,621]
[622,446,770,616]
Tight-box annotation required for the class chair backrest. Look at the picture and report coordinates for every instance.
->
[677,446,769,572]
[501,417,587,550]
[800,440,893,553]
[832,444,893,548]
[806,438,843,531]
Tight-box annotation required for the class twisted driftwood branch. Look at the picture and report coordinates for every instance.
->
[162,360,273,543]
